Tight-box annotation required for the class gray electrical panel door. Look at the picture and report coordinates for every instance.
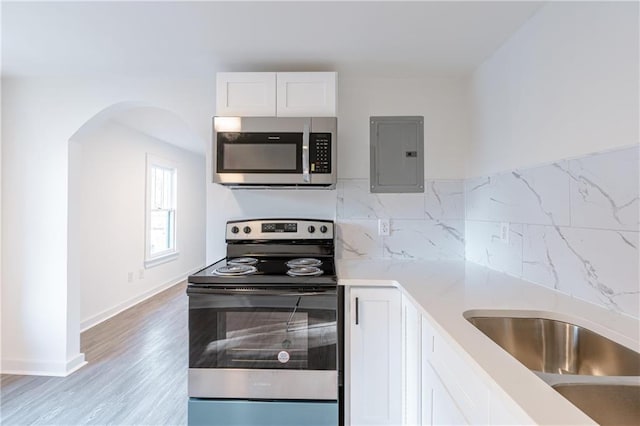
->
[370,116,424,193]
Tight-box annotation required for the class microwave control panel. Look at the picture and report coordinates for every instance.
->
[310,133,332,174]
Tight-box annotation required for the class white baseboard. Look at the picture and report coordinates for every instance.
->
[79,266,203,333]
[2,353,87,377]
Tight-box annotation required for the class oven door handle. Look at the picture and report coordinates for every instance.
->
[187,287,335,297]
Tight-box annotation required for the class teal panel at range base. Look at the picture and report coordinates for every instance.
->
[188,399,338,426]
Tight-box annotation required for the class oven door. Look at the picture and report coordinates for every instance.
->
[187,286,339,400]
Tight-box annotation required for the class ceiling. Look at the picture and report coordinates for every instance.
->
[2,1,544,78]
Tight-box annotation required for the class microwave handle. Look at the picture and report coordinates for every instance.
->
[302,122,310,183]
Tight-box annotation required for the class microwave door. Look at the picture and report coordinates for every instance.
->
[216,132,303,175]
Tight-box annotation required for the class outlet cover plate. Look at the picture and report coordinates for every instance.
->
[378,219,390,236]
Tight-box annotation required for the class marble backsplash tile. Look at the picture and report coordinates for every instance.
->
[566,148,639,231]
[465,221,524,277]
[424,180,465,220]
[522,224,639,315]
[338,179,426,219]
[383,220,465,260]
[337,179,465,261]
[335,146,638,318]
[465,145,640,318]
[336,219,382,260]
[465,162,571,226]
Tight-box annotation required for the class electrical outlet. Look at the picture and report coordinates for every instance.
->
[127,272,134,283]
[499,222,510,244]
[378,219,390,236]
[138,269,145,280]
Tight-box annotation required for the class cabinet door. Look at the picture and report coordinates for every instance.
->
[276,72,336,117]
[402,295,421,426]
[421,316,434,425]
[216,72,276,116]
[427,365,469,426]
[349,287,402,426]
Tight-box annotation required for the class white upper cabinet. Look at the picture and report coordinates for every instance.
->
[216,72,336,117]
[216,72,277,117]
[276,72,336,117]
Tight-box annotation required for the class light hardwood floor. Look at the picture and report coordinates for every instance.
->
[1,282,188,425]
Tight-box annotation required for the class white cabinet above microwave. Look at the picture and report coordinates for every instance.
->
[216,72,336,117]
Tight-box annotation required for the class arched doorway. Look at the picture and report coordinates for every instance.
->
[67,102,206,371]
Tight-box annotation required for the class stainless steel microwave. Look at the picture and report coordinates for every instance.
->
[213,116,337,189]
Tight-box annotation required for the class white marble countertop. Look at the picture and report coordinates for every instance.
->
[337,259,640,425]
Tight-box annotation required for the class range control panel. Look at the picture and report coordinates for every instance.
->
[226,219,334,240]
[310,133,331,174]
[262,222,297,233]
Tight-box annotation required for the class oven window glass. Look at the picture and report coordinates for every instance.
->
[222,143,298,171]
[189,291,337,370]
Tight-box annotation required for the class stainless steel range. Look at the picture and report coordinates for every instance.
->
[187,219,342,426]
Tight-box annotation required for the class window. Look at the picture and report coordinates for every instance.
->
[145,154,178,268]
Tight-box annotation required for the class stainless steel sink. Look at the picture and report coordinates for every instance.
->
[552,384,640,426]
[466,316,640,376]
[466,315,640,423]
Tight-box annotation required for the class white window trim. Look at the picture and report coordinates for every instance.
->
[144,251,179,269]
[145,154,179,269]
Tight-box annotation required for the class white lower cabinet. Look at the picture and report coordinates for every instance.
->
[347,287,421,426]
[421,314,533,426]
[347,287,530,426]
[348,287,402,426]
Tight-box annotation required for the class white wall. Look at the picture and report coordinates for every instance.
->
[1,76,213,375]
[465,1,639,318]
[69,121,205,330]
[469,1,639,177]
[338,74,470,180]
[2,78,76,374]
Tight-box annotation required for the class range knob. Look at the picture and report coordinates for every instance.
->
[320,225,328,234]
[308,225,316,233]
[231,226,240,234]
[243,226,251,234]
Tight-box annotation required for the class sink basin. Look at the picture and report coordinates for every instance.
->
[467,316,640,376]
[552,384,640,426]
